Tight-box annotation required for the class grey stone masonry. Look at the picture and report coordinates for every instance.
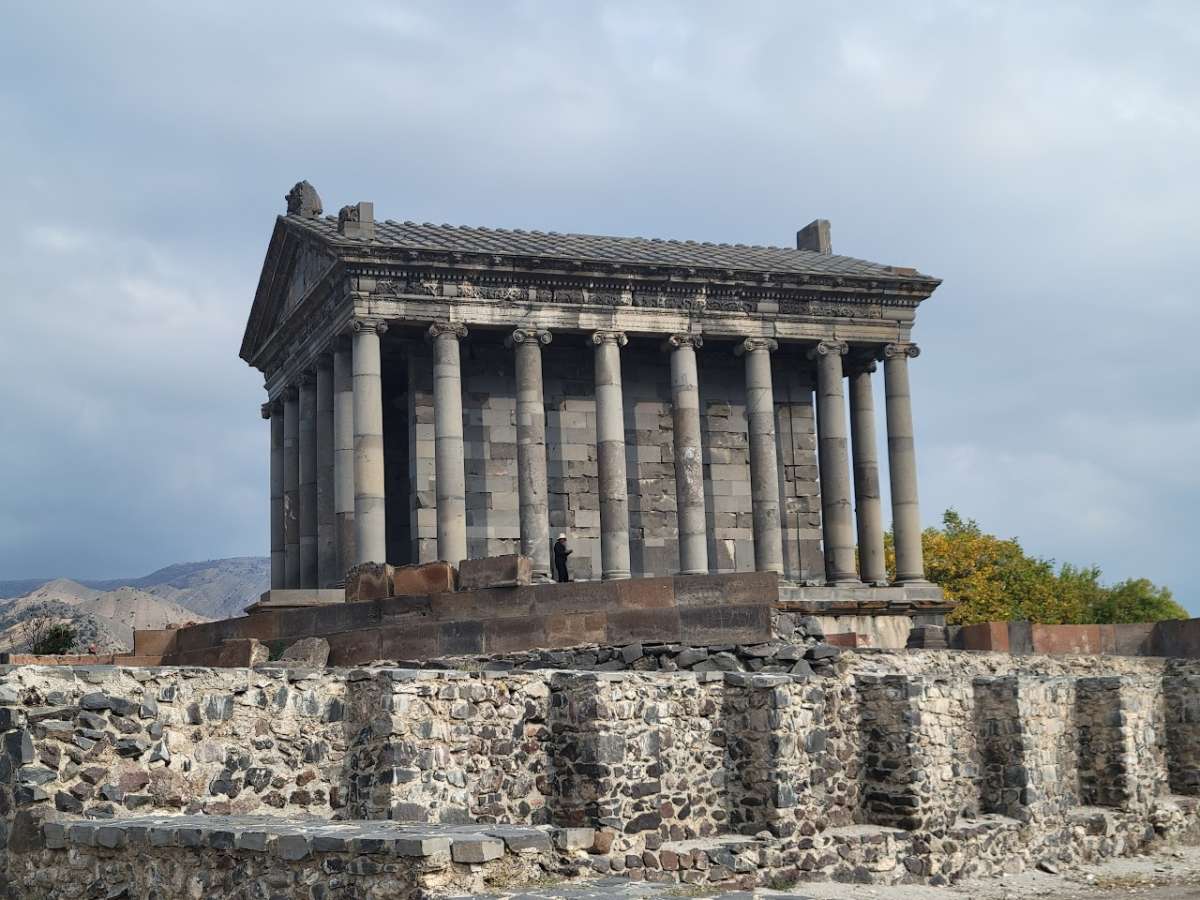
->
[332,340,355,578]
[297,372,318,587]
[353,319,388,565]
[882,342,926,583]
[266,400,284,590]
[848,361,886,585]
[282,387,300,588]
[511,327,553,580]
[247,191,948,587]
[593,331,632,580]
[315,355,336,586]
[737,338,784,575]
[810,340,858,585]
[430,322,469,566]
[665,334,708,575]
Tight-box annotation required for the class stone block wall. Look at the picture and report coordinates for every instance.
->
[1165,675,1200,796]
[1076,676,1168,812]
[974,676,1077,823]
[346,669,555,825]
[857,675,979,833]
[397,338,820,579]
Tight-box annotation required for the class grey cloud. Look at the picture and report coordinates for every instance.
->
[0,2,1195,610]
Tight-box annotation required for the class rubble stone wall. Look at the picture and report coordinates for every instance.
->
[4,652,1200,892]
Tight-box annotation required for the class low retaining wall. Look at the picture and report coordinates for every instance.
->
[949,620,1200,657]
[2,652,1200,893]
[133,571,779,667]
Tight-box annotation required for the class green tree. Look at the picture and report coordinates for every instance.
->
[1088,578,1187,624]
[886,510,1187,626]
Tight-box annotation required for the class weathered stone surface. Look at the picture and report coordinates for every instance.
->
[279,637,331,668]
[391,560,456,597]
[457,554,533,591]
[345,562,395,602]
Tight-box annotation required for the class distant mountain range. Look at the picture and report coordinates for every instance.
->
[0,557,269,653]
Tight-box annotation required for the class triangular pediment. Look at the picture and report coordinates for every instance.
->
[240,218,339,367]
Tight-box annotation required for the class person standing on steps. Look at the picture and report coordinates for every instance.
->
[554,533,572,582]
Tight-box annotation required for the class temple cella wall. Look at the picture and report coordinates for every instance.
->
[400,339,823,580]
[2,652,1200,895]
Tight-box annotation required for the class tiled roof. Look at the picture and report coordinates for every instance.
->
[285,215,932,280]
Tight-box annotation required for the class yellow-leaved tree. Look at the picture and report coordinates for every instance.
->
[883,510,1186,625]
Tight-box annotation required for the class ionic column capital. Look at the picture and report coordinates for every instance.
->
[427,321,468,342]
[734,337,778,356]
[299,369,317,386]
[283,385,299,401]
[261,401,275,420]
[662,333,703,352]
[846,357,878,377]
[507,327,552,348]
[351,317,388,336]
[807,339,849,360]
[590,330,628,348]
[880,342,920,360]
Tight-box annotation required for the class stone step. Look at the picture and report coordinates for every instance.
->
[26,815,567,899]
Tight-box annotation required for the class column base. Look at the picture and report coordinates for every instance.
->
[602,571,632,581]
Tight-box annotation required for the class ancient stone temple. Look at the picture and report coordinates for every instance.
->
[242,181,942,599]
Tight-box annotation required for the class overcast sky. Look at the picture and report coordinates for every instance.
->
[1,2,1196,609]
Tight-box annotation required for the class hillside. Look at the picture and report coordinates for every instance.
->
[0,556,269,621]
[0,579,208,653]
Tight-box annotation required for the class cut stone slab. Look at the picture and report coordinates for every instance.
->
[457,554,533,591]
[279,637,331,668]
[346,562,395,602]
[245,589,346,614]
[392,560,457,597]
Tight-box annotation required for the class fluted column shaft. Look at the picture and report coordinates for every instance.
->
[738,338,784,575]
[811,340,859,585]
[315,357,337,587]
[511,327,552,580]
[593,331,631,580]
[430,323,468,566]
[882,342,927,583]
[266,401,284,590]
[352,320,388,566]
[282,387,300,588]
[848,363,886,584]
[666,334,708,575]
[332,341,356,580]
[298,374,319,587]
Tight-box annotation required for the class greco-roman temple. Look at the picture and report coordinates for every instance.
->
[240,181,946,641]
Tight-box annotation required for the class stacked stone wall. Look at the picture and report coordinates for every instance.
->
[346,669,555,824]
[396,338,819,579]
[4,653,1200,892]
[1164,674,1200,795]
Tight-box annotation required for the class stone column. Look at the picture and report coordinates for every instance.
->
[736,338,784,575]
[881,342,927,583]
[810,340,859,585]
[298,372,318,587]
[592,330,631,581]
[333,339,356,580]
[848,361,887,585]
[429,322,469,566]
[353,319,388,566]
[282,386,300,588]
[315,355,337,587]
[665,334,708,575]
[265,400,284,590]
[509,327,553,581]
